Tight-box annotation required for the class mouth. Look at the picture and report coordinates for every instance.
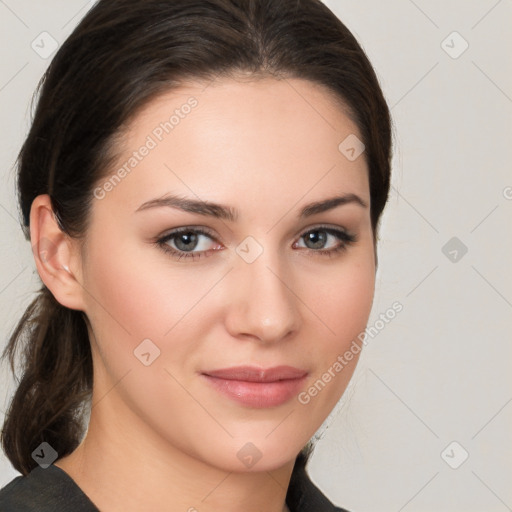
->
[201,365,308,408]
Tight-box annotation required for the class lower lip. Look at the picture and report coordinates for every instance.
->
[202,374,307,408]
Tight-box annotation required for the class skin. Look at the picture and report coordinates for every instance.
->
[32,75,376,512]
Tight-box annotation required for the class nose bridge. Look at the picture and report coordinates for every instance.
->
[226,239,301,342]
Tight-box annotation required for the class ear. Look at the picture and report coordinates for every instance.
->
[30,194,86,311]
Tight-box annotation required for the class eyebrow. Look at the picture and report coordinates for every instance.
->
[135,193,368,221]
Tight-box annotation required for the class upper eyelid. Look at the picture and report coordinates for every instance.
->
[159,225,217,241]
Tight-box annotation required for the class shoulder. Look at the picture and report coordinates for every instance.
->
[287,470,352,512]
[0,464,99,512]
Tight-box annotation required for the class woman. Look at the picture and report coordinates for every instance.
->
[0,0,392,510]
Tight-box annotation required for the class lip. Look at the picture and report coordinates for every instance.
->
[201,365,308,408]
[204,365,308,382]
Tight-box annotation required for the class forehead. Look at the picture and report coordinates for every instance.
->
[94,76,369,220]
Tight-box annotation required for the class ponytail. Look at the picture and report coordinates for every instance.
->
[1,285,92,475]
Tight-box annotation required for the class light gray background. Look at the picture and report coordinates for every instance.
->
[1,1,511,511]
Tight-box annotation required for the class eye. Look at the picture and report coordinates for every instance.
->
[156,227,222,261]
[294,226,357,256]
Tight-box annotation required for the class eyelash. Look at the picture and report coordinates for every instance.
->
[155,225,357,261]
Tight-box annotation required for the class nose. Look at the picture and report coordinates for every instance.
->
[224,252,301,344]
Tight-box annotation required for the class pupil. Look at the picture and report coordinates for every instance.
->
[175,232,198,251]
[305,231,326,249]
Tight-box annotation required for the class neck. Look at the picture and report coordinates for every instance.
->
[55,391,295,512]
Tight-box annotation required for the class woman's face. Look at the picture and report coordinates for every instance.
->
[76,76,375,472]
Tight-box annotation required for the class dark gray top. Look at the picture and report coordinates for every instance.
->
[0,464,349,511]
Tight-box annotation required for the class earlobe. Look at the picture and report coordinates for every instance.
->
[30,194,86,311]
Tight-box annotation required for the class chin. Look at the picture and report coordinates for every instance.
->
[203,433,310,474]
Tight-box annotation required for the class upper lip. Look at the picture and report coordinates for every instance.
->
[203,365,308,382]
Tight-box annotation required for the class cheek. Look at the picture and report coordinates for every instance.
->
[308,249,375,347]
[298,251,375,406]
[82,235,224,364]
[327,262,375,339]
[85,243,169,339]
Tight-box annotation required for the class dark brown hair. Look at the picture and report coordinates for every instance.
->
[1,0,392,506]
